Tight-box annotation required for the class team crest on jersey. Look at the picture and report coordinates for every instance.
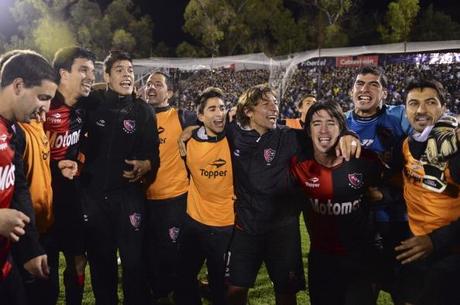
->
[264,148,276,164]
[96,119,106,127]
[123,120,136,134]
[169,227,180,243]
[348,173,364,189]
[0,134,7,151]
[129,213,142,231]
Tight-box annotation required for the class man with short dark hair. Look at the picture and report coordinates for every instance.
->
[345,66,412,299]
[0,50,57,305]
[79,50,159,305]
[394,78,460,305]
[175,87,234,305]
[38,46,97,305]
[144,71,196,302]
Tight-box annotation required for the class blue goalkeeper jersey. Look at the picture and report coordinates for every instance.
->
[345,104,412,222]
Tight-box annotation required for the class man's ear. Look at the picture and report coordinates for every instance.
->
[103,72,110,84]
[166,89,173,100]
[244,106,253,118]
[60,68,69,81]
[382,89,388,101]
[197,112,204,123]
[12,78,24,96]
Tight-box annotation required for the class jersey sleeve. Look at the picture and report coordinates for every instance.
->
[179,109,199,129]
[11,126,45,265]
[136,104,160,184]
[396,105,412,136]
[448,152,460,184]
[429,218,460,254]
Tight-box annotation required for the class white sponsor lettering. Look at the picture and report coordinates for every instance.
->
[0,164,15,191]
[311,197,361,215]
[305,177,320,188]
[48,130,81,149]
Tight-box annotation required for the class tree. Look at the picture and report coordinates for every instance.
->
[6,0,154,59]
[378,0,420,43]
[180,0,308,57]
[411,4,460,42]
[286,0,354,48]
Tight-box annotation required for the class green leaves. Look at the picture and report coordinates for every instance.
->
[3,0,154,59]
[378,0,420,43]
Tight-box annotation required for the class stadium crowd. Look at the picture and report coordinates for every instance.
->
[167,59,460,117]
[1,46,459,305]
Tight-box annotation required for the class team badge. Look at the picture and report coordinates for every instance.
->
[169,226,180,243]
[264,148,276,164]
[0,134,8,151]
[123,120,136,134]
[129,213,142,231]
[348,173,364,189]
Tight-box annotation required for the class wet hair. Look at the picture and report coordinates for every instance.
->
[149,71,174,91]
[404,78,447,105]
[103,50,132,74]
[298,94,316,109]
[0,50,57,89]
[195,87,225,114]
[304,100,346,136]
[52,46,96,81]
[236,84,277,127]
[355,66,388,89]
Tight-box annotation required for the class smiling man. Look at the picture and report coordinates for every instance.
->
[345,66,412,300]
[175,87,234,305]
[143,71,196,302]
[78,51,160,305]
[394,78,460,305]
[291,100,383,305]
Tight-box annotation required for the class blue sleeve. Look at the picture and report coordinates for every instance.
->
[396,105,412,136]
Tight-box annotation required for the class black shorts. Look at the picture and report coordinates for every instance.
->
[226,221,305,293]
[393,252,460,305]
[308,250,375,305]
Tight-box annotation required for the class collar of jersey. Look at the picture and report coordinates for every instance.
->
[105,88,133,104]
[352,104,387,122]
[193,126,225,142]
[154,105,171,113]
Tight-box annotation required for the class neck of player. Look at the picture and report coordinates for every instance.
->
[314,150,343,168]
[59,85,79,107]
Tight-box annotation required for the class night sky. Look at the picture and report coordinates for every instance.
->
[0,0,459,52]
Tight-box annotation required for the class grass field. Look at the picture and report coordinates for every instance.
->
[57,220,394,305]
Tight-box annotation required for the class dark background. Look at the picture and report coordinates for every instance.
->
[0,0,458,53]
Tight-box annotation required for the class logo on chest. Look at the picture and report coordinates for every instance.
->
[123,120,136,134]
[0,134,8,151]
[348,173,364,189]
[264,148,276,165]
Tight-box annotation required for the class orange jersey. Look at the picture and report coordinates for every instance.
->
[18,121,53,233]
[146,108,189,200]
[402,139,460,236]
[285,118,303,129]
[186,130,234,226]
